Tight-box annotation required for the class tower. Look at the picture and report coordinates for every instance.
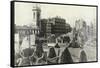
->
[32,4,41,27]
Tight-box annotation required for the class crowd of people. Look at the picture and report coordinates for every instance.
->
[15,40,87,66]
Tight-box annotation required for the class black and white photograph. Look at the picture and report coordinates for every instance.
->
[11,1,98,67]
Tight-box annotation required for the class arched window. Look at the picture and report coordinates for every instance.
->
[33,12,35,19]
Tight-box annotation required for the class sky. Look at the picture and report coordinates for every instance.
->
[15,2,97,27]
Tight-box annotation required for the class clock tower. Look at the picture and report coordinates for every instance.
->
[32,4,41,27]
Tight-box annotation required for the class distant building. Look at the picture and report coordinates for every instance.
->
[51,17,67,35]
[15,25,39,45]
[32,4,41,27]
[40,17,71,37]
[39,17,72,43]
[15,5,41,45]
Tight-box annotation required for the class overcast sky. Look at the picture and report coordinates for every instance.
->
[15,2,96,27]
